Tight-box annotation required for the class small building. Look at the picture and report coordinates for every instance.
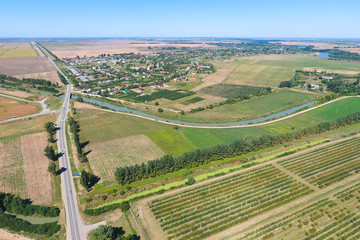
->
[322,76,333,80]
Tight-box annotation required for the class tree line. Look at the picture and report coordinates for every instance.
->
[0,74,59,93]
[44,122,59,175]
[68,117,88,163]
[115,111,360,185]
[0,192,60,217]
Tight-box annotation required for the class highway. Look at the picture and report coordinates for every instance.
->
[38,43,105,240]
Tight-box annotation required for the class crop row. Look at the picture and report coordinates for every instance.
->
[278,136,359,167]
[279,137,360,169]
[149,165,314,240]
[278,137,360,188]
[242,195,359,240]
[150,165,272,208]
[308,159,360,188]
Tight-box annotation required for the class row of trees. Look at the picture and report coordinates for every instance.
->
[115,111,360,185]
[44,122,59,176]
[0,74,60,93]
[0,192,60,217]
[68,117,88,163]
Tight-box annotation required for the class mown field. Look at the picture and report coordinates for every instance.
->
[146,129,196,156]
[0,132,53,205]
[185,89,320,122]
[89,134,165,182]
[216,54,360,87]
[143,135,360,240]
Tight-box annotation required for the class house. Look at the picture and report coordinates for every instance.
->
[322,76,333,80]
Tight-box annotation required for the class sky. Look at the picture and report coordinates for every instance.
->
[1,0,360,38]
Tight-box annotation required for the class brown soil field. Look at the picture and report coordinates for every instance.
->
[340,47,360,54]
[0,97,38,121]
[192,68,234,91]
[276,41,342,49]
[303,67,360,75]
[14,71,61,85]
[0,229,34,240]
[88,134,165,182]
[0,56,61,84]
[74,101,99,109]
[21,132,53,205]
[44,39,214,58]
[0,87,45,101]
[0,138,26,198]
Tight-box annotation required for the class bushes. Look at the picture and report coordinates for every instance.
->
[200,84,271,99]
[0,213,60,237]
[89,224,140,240]
[114,112,360,185]
[136,89,195,102]
[0,192,60,217]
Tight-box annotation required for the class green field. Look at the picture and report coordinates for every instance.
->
[186,89,320,122]
[183,97,360,147]
[78,97,360,155]
[215,54,360,87]
[146,129,196,156]
[45,97,63,110]
[77,110,171,143]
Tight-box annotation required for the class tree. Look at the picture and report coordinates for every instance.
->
[155,101,159,106]
[44,122,55,135]
[78,96,84,102]
[158,108,163,113]
[44,146,56,161]
[185,176,196,185]
[181,110,185,115]
[119,201,130,213]
[80,170,90,191]
[48,162,57,175]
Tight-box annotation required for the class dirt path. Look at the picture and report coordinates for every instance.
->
[133,134,360,239]
[272,162,320,191]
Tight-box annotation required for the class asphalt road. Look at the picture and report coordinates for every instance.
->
[57,83,84,240]
[39,43,106,240]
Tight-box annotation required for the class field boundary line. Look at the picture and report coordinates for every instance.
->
[129,206,147,240]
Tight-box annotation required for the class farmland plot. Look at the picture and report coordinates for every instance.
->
[0,138,26,198]
[149,165,313,240]
[279,137,360,188]
[242,185,360,240]
[21,132,53,205]
[89,134,165,182]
